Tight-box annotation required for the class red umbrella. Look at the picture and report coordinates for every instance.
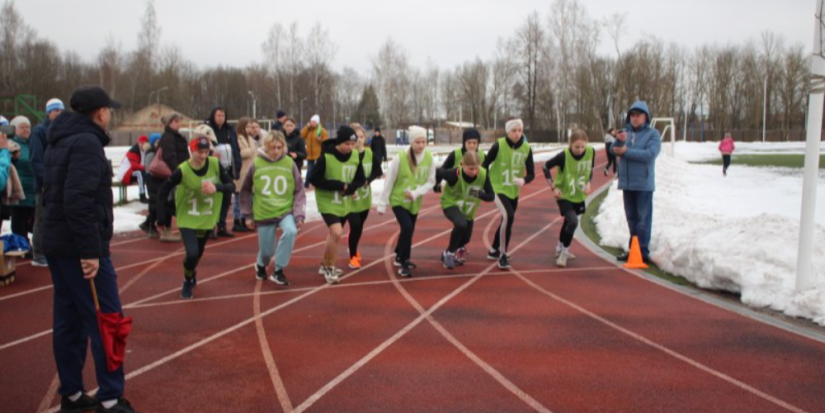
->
[90,280,132,372]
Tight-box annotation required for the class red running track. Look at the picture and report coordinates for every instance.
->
[1,149,824,413]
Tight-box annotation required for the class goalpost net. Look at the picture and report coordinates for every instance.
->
[651,117,676,157]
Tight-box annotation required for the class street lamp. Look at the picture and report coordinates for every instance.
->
[248,90,257,119]
[299,97,307,129]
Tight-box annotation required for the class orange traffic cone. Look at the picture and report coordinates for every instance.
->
[623,236,648,269]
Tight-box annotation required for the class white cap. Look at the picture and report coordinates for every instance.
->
[409,126,427,142]
[310,115,320,124]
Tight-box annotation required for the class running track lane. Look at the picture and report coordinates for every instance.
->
[0,148,823,412]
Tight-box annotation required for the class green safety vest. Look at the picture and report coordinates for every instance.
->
[555,146,594,204]
[252,156,295,220]
[390,150,433,215]
[488,137,530,199]
[351,148,373,213]
[440,167,487,220]
[175,157,224,230]
[453,148,486,167]
[316,151,360,217]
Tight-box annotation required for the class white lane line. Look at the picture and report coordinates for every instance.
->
[254,281,294,413]
[512,269,811,413]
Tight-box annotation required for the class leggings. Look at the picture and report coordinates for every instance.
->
[492,194,519,254]
[557,200,585,248]
[346,209,370,258]
[605,142,617,173]
[11,206,35,244]
[180,228,210,278]
[392,206,418,263]
[722,155,731,172]
[443,206,474,253]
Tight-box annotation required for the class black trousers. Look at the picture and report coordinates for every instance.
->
[392,206,418,263]
[557,200,586,248]
[492,194,519,253]
[11,206,35,244]
[722,154,731,172]
[443,206,474,253]
[346,209,370,258]
[218,193,231,230]
[605,142,617,173]
[180,228,210,277]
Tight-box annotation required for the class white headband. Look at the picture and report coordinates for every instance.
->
[505,119,523,134]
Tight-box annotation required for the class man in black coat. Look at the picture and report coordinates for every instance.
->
[370,127,387,167]
[29,98,65,267]
[43,85,140,413]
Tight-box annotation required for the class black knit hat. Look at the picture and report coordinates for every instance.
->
[335,126,358,145]
[276,110,286,119]
[462,128,480,143]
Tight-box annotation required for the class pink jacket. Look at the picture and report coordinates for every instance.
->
[719,138,735,155]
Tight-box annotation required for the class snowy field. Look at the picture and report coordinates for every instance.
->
[595,141,825,326]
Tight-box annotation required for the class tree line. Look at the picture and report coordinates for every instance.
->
[0,0,811,140]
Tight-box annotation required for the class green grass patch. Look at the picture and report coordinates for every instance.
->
[699,154,825,169]
[582,188,691,286]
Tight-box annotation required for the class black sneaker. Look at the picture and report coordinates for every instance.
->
[393,256,402,267]
[255,264,267,281]
[216,227,235,238]
[497,254,511,270]
[486,249,501,260]
[270,269,290,286]
[148,226,159,239]
[232,219,245,233]
[139,194,149,204]
[616,252,629,262]
[61,393,99,413]
[138,221,150,234]
[191,271,197,287]
[96,398,140,413]
[398,262,413,278]
[181,280,194,299]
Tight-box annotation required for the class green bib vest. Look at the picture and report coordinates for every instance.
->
[556,146,594,204]
[351,148,373,213]
[440,167,487,220]
[316,151,360,217]
[390,150,433,215]
[175,157,224,230]
[252,156,295,220]
[488,138,530,198]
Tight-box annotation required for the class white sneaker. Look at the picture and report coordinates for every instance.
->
[555,245,575,260]
[323,267,341,284]
[556,250,569,268]
[318,266,343,276]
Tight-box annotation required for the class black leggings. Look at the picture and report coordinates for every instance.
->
[722,155,731,172]
[346,210,370,258]
[557,200,585,248]
[605,142,617,173]
[180,228,210,278]
[218,193,231,230]
[443,207,474,253]
[492,194,519,253]
[10,206,35,244]
[392,206,418,263]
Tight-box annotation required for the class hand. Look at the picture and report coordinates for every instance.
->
[201,181,217,195]
[290,152,297,159]
[377,205,386,215]
[245,219,255,229]
[351,191,360,201]
[546,179,554,188]
[471,189,484,199]
[616,130,627,142]
[296,220,304,230]
[584,182,592,195]
[552,188,562,199]
[612,145,627,156]
[405,190,415,201]
[514,178,525,188]
[0,133,7,150]
[81,259,100,279]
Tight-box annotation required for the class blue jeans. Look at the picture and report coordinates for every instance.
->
[622,190,654,257]
[304,160,316,188]
[233,192,243,221]
[49,257,125,401]
[256,215,298,271]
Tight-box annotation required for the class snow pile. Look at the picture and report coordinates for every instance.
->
[595,143,825,325]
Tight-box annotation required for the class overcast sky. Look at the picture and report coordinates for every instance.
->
[11,0,815,75]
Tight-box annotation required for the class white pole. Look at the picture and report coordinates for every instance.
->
[762,76,767,143]
[796,0,825,292]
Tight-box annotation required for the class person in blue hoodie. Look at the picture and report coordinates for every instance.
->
[610,101,661,264]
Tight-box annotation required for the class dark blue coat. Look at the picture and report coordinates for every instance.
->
[29,117,51,192]
[42,112,114,259]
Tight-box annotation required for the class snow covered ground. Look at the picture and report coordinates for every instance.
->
[595,141,825,326]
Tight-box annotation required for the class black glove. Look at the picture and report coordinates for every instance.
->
[433,183,442,193]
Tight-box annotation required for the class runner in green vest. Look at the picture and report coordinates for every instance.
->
[543,129,595,267]
[377,127,436,277]
[434,127,487,262]
[346,123,384,270]
[309,125,365,284]
[481,118,535,270]
[437,151,495,270]
[240,131,306,286]
[157,136,235,299]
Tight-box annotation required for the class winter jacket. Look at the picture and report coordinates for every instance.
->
[370,135,388,163]
[29,117,51,192]
[719,137,735,155]
[205,106,242,178]
[239,148,307,224]
[42,112,114,259]
[286,129,307,171]
[610,100,661,192]
[121,143,146,185]
[236,132,258,190]
[301,124,329,161]
[0,149,11,194]
[10,136,36,207]
[159,126,189,172]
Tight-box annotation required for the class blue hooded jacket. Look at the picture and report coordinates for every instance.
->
[610,101,661,191]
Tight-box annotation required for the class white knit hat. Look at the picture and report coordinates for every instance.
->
[505,118,524,134]
[409,126,427,142]
[10,116,31,127]
[310,115,320,124]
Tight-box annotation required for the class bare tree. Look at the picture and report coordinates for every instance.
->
[372,37,411,126]
[306,22,337,113]
[262,23,284,109]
